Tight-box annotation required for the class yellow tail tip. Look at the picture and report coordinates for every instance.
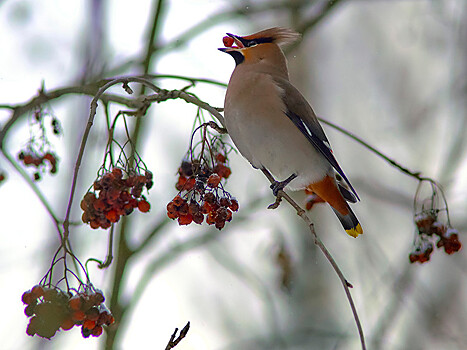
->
[346,223,363,238]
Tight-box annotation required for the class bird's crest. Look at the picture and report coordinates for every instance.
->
[242,27,301,46]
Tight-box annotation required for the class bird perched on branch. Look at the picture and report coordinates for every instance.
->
[219,27,363,237]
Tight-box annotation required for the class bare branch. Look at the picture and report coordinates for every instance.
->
[318,117,427,181]
[165,322,190,350]
[0,75,226,148]
[261,168,367,350]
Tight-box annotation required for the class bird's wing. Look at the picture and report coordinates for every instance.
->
[274,76,360,201]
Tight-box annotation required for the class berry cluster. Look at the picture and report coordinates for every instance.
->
[409,211,462,264]
[16,106,62,181]
[0,171,5,184]
[409,239,434,264]
[18,151,58,181]
[33,107,62,136]
[168,155,238,230]
[22,285,114,339]
[167,192,239,230]
[81,167,152,229]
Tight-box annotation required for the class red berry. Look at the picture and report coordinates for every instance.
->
[229,199,239,212]
[215,153,227,163]
[120,191,131,201]
[43,152,55,163]
[167,201,179,219]
[72,310,86,322]
[185,177,196,191]
[101,173,115,188]
[93,199,105,212]
[23,154,34,165]
[112,167,123,179]
[91,325,103,337]
[188,202,201,215]
[204,192,215,204]
[207,174,221,188]
[409,253,419,263]
[108,188,120,202]
[26,316,39,336]
[173,195,185,207]
[90,291,105,305]
[126,175,137,187]
[178,161,193,177]
[90,220,100,229]
[215,219,225,230]
[178,201,189,216]
[206,212,216,225]
[415,214,435,234]
[178,214,193,225]
[43,288,59,302]
[105,209,119,223]
[145,171,153,181]
[31,285,44,298]
[69,295,82,311]
[223,36,234,47]
[192,213,204,224]
[138,199,150,213]
[176,176,187,191]
[214,164,231,178]
[61,318,75,331]
[22,291,35,305]
[24,304,36,317]
[219,197,230,207]
[86,307,100,321]
[225,209,233,222]
[83,319,96,330]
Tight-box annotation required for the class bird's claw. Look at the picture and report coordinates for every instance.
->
[270,174,297,196]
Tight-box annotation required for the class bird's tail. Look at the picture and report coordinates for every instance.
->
[331,205,363,238]
[307,175,363,238]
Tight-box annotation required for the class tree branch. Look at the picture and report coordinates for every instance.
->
[165,322,190,350]
[318,117,427,181]
[0,75,226,148]
[261,168,366,350]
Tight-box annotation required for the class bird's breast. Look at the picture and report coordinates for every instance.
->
[224,73,330,189]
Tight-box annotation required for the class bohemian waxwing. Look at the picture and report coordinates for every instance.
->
[219,27,363,237]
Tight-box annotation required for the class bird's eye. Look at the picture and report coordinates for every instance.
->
[248,40,258,47]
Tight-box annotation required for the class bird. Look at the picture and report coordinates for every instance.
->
[218,27,363,237]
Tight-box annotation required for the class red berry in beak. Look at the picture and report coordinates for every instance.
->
[223,36,234,47]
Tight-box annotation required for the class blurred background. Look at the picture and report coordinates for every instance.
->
[1,0,467,349]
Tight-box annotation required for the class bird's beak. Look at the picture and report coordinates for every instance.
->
[218,33,245,52]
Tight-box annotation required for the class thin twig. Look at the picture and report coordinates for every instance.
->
[99,223,115,269]
[165,322,190,350]
[318,117,426,182]
[261,168,366,350]
[144,89,226,126]
[1,149,63,238]
[141,0,166,76]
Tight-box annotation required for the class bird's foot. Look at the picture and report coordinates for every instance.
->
[270,174,297,196]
